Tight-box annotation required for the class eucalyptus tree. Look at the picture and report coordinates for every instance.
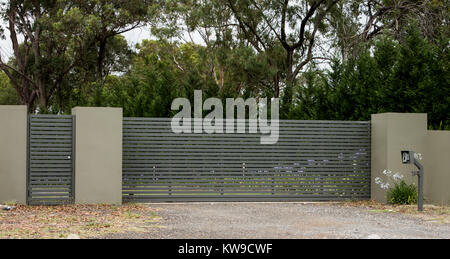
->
[148,0,251,95]
[0,0,149,112]
[328,0,449,61]
[0,0,85,112]
[148,0,340,116]
[70,0,151,82]
[221,0,341,116]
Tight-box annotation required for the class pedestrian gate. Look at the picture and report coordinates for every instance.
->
[122,118,371,202]
[27,115,75,205]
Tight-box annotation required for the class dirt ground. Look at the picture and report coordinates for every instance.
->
[0,203,161,239]
[1,201,449,239]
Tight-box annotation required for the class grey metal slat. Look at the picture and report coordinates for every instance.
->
[30,135,72,139]
[123,190,370,195]
[121,153,369,159]
[31,164,72,168]
[123,117,370,124]
[123,179,370,185]
[125,195,370,200]
[122,182,370,189]
[123,142,370,148]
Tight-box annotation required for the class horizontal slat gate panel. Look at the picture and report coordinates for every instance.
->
[122,118,371,202]
[28,115,74,205]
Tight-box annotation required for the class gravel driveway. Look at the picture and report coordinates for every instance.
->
[104,202,450,239]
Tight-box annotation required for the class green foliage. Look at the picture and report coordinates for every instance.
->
[0,72,19,105]
[387,181,418,205]
[289,68,333,120]
[289,24,450,129]
[87,40,219,117]
[0,0,447,124]
[0,0,148,113]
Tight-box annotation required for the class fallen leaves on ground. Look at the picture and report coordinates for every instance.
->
[0,203,162,239]
[333,200,450,224]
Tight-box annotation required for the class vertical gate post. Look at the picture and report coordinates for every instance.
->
[0,105,27,204]
[72,107,123,205]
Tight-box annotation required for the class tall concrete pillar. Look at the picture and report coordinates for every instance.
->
[72,107,123,204]
[371,113,427,203]
[0,105,27,204]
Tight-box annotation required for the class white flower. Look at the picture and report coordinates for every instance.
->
[393,173,404,181]
[381,183,390,190]
[375,177,383,185]
[414,152,423,161]
[383,170,392,176]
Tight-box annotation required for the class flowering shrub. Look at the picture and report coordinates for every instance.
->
[374,153,422,205]
[375,170,418,205]
[387,181,418,205]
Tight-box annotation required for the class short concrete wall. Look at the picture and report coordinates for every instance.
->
[371,113,450,205]
[0,105,27,204]
[72,107,123,205]
[424,131,450,205]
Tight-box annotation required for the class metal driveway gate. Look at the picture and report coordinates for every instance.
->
[123,118,371,202]
[27,115,75,205]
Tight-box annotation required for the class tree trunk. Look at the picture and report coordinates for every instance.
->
[219,66,225,92]
[286,49,296,87]
[282,49,295,118]
[274,73,280,98]
[26,99,34,114]
[37,79,47,113]
[97,38,107,81]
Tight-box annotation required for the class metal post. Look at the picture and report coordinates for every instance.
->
[71,115,76,204]
[414,160,424,212]
[402,151,424,212]
[418,172,423,211]
[26,114,30,205]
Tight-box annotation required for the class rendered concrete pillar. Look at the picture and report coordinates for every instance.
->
[424,131,450,205]
[0,105,27,204]
[371,113,427,203]
[72,107,122,205]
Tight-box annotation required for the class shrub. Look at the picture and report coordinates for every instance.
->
[387,180,418,205]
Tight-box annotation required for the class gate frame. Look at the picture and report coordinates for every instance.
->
[26,114,30,205]
[122,117,372,203]
[70,115,76,204]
